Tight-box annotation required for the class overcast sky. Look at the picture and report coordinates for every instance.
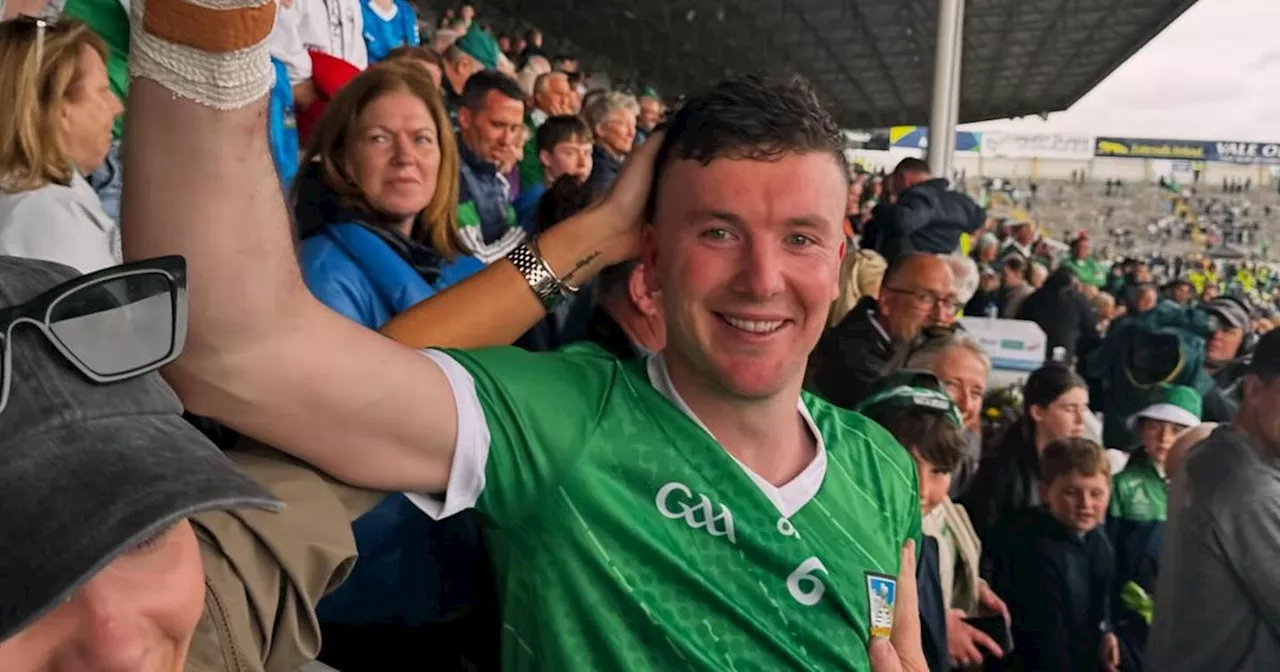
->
[961,0,1280,141]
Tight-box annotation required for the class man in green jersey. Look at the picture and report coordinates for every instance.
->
[122,21,926,668]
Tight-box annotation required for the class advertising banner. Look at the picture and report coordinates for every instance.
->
[980,132,1096,160]
[1094,136,1212,161]
[889,126,982,153]
[1213,141,1280,165]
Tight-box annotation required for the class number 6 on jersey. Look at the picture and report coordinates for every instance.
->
[786,557,828,606]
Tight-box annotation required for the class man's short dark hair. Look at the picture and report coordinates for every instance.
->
[893,157,932,177]
[1002,255,1027,276]
[646,74,844,221]
[461,70,526,111]
[536,115,592,153]
[860,405,966,473]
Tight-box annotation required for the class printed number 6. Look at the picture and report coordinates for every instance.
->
[786,557,828,606]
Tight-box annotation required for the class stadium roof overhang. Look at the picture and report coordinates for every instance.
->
[472,0,1202,128]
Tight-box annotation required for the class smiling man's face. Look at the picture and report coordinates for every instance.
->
[644,152,847,402]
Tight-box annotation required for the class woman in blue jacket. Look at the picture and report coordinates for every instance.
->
[292,62,493,668]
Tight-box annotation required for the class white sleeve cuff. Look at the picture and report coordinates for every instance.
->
[403,350,491,519]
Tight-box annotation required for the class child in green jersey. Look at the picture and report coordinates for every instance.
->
[1107,384,1201,668]
[1111,384,1202,523]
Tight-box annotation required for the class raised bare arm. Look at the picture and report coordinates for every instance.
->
[121,37,656,492]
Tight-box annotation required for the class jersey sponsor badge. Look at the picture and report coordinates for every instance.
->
[865,572,896,638]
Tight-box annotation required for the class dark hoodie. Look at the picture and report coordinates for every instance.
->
[1016,269,1098,364]
[962,420,1042,577]
[861,178,986,264]
[991,507,1114,672]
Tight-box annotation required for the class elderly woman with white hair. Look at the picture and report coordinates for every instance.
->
[583,90,639,193]
[902,331,1014,668]
[937,254,979,326]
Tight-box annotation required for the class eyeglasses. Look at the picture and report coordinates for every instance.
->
[0,256,188,417]
[884,286,962,313]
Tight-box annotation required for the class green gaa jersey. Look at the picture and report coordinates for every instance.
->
[1109,455,1168,522]
[411,344,921,671]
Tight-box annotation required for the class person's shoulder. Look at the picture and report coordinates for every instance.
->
[804,394,916,483]
[298,230,365,283]
[1185,426,1278,500]
[440,342,627,392]
[0,181,103,236]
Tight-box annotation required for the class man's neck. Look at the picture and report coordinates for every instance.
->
[663,351,815,486]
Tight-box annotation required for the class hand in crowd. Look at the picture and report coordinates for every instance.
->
[868,541,929,672]
[593,129,664,265]
[978,581,1011,624]
[945,609,1003,667]
[1100,632,1121,672]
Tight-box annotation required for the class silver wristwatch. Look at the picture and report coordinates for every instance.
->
[507,242,572,311]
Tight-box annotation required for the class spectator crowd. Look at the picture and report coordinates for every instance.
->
[1,2,1279,672]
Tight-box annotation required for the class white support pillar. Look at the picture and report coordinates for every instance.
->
[945,0,965,182]
[928,0,964,180]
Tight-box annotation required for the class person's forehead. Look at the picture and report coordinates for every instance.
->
[654,153,846,227]
[544,74,570,91]
[898,259,952,291]
[934,345,987,379]
[481,91,523,115]
[1056,472,1108,488]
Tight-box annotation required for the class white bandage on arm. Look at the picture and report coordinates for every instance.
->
[129,0,277,110]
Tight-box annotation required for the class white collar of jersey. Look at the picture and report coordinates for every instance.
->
[645,354,828,519]
[368,0,398,22]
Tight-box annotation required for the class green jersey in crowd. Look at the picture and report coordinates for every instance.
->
[412,344,921,671]
[1062,256,1108,289]
[1109,455,1168,522]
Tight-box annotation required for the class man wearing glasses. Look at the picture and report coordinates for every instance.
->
[811,252,957,409]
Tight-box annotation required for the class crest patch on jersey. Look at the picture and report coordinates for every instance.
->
[865,572,897,638]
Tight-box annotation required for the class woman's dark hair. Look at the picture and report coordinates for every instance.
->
[860,406,966,473]
[1023,365,1087,413]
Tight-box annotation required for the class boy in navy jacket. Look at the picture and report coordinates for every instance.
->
[991,438,1121,672]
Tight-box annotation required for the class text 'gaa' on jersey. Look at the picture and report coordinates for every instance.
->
[655,481,737,543]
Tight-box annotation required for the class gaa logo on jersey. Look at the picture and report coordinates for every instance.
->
[655,482,737,543]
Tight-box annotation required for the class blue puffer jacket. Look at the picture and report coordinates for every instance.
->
[299,222,486,626]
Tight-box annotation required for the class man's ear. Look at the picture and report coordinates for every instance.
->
[628,263,658,316]
[538,148,552,171]
[457,106,474,132]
